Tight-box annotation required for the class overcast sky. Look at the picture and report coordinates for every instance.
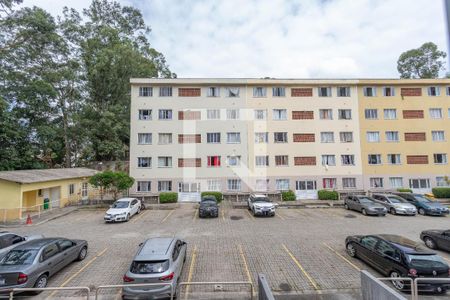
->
[23,0,448,78]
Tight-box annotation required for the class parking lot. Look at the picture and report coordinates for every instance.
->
[6,202,450,299]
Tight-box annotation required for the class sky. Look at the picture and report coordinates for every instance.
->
[23,0,449,78]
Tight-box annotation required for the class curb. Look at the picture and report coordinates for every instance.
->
[0,208,79,228]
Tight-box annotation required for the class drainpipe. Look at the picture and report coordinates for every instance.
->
[446,0,450,75]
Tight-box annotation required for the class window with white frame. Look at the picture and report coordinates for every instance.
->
[339,132,353,143]
[370,177,383,188]
[409,179,430,189]
[342,178,356,189]
[226,109,240,120]
[207,87,220,97]
[138,109,152,120]
[368,154,382,165]
[320,132,334,143]
[227,132,241,143]
[207,109,220,120]
[158,109,172,120]
[323,178,336,189]
[207,179,221,191]
[254,132,268,143]
[158,156,172,168]
[138,133,152,144]
[389,177,403,188]
[319,109,333,120]
[429,108,442,119]
[341,155,355,166]
[139,87,153,97]
[385,131,399,142]
[383,109,397,120]
[274,132,288,143]
[447,87,450,96]
[387,154,401,165]
[255,179,269,191]
[275,155,289,166]
[255,155,269,167]
[227,179,241,191]
[158,133,172,144]
[432,130,445,142]
[383,87,395,97]
[138,157,152,168]
[321,155,336,166]
[276,179,289,191]
[436,176,450,187]
[296,181,317,191]
[427,86,440,96]
[273,109,287,120]
[226,87,240,97]
[207,132,221,143]
[338,109,352,120]
[158,181,172,191]
[159,86,172,97]
[365,109,378,119]
[254,109,267,120]
[434,153,448,164]
[366,131,380,142]
[227,156,241,166]
[69,184,75,195]
[363,87,376,97]
[272,87,286,97]
[253,87,267,97]
[337,87,350,97]
[137,181,151,192]
[318,87,331,97]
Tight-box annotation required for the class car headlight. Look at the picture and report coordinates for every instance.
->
[117,212,127,216]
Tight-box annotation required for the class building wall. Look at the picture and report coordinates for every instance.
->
[0,180,22,220]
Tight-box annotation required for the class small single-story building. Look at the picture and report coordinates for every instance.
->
[0,168,97,221]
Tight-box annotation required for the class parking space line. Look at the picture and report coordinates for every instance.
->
[246,210,254,219]
[322,243,361,271]
[193,209,198,221]
[295,209,309,217]
[184,245,197,300]
[161,210,175,223]
[282,244,320,290]
[276,212,286,220]
[442,257,450,264]
[238,244,255,294]
[130,210,148,223]
[221,210,225,221]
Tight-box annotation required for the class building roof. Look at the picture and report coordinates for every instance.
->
[0,168,97,184]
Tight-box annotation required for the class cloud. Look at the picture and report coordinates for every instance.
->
[22,0,448,78]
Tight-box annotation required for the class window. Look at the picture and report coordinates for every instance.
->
[370,177,383,188]
[207,156,221,167]
[158,109,172,120]
[69,184,75,195]
[42,244,59,261]
[138,133,152,145]
[383,87,395,97]
[434,153,448,164]
[255,155,269,167]
[38,189,43,197]
[296,180,317,191]
[138,109,152,120]
[207,133,221,143]
[227,156,241,166]
[427,86,440,96]
[321,155,336,166]
[255,179,269,191]
[384,109,397,120]
[207,109,220,120]
[254,109,267,120]
[323,178,336,189]
[159,86,172,97]
[341,155,355,166]
[365,109,378,119]
[363,87,376,97]
[158,156,172,168]
[207,179,221,191]
[319,109,333,120]
[339,132,353,143]
[276,179,289,191]
[432,130,445,142]
[82,183,88,197]
[318,87,331,97]
[337,87,350,97]
[389,177,403,188]
[275,155,288,166]
[429,108,442,119]
[137,181,151,192]
[226,109,240,120]
[253,87,267,97]
[158,181,172,192]
[338,109,352,120]
[366,131,380,142]
[320,132,334,143]
[409,179,430,189]
[139,87,152,97]
[368,154,382,165]
[138,157,151,168]
[227,179,241,191]
[226,87,240,97]
[385,131,399,142]
[254,132,268,143]
[274,132,288,143]
[272,87,285,97]
[360,236,378,250]
[158,133,172,144]
[273,109,287,120]
[227,132,241,144]
[387,154,401,165]
[342,178,356,189]
[447,87,450,96]
[436,177,450,187]
[207,87,220,97]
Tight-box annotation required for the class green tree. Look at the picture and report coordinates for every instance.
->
[88,170,114,200]
[397,42,447,79]
[109,171,134,200]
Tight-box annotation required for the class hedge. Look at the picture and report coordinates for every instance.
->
[318,190,339,200]
[159,192,178,203]
[432,187,450,199]
[397,188,412,193]
[281,190,296,201]
[201,191,223,203]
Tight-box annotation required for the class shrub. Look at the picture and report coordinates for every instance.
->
[432,187,450,199]
[159,192,178,203]
[318,190,339,200]
[397,188,412,193]
[281,190,296,201]
[201,191,223,203]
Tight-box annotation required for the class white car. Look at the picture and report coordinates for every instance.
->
[247,194,276,217]
[104,198,142,222]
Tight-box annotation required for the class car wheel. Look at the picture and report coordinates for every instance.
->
[390,271,405,291]
[423,237,437,249]
[344,203,349,210]
[390,208,396,215]
[137,206,141,214]
[418,208,426,215]
[126,213,130,221]
[346,243,357,257]
[33,274,48,292]
[362,209,367,216]
[77,246,88,261]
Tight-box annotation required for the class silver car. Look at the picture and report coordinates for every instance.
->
[0,238,88,293]
[344,195,387,216]
[371,193,417,215]
[123,237,187,299]
[0,232,44,260]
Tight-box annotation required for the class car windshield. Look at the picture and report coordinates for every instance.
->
[112,201,129,208]
[387,196,406,204]
[201,200,216,206]
[414,195,432,203]
[358,197,373,203]
[130,260,169,274]
[1,249,37,265]
[405,254,447,269]
[253,197,270,202]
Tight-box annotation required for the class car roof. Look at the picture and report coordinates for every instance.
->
[376,234,434,254]
[251,194,268,198]
[135,237,177,260]
[0,232,19,237]
[13,238,63,250]
[116,198,136,202]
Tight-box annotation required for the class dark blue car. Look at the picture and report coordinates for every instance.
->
[393,193,449,216]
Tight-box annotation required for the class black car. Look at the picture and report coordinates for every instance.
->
[198,196,219,218]
[421,230,450,252]
[345,234,450,293]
